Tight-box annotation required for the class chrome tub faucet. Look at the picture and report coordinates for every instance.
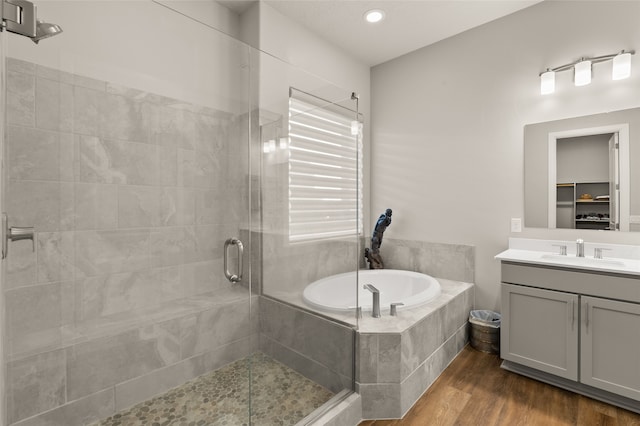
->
[363,284,381,318]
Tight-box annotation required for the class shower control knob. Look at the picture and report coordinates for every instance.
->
[2,213,35,259]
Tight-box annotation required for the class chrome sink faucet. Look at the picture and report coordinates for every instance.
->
[363,284,381,318]
[576,238,585,257]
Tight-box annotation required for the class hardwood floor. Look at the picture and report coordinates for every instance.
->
[359,346,640,426]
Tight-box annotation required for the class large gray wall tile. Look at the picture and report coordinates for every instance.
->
[114,361,186,412]
[401,311,445,380]
[197,336,253,377]
[74,184,118,230]
[37,232,75,284]
[73,86,103,136]
[400,331,461,416]
[77,267,181,321]
[101,92,148,142]
[6,70,35,126]
[259,297,355,390]
[66,324,180,400]
[180,299,252,359]
[377,334,402,383]
[36,76,73,132]
[7,126,63,181]
[357,333,378,383]
[6,282,70,357]
[359,383,401,420]
[78,137,159,185]
[7,180,74,232]
[7,349,66,424]
[6,241,37,289]
[383,238,475,283]
[260,334,351,394]
[12,388,115,426]
[74,230,150,277]
[118,185,161,228]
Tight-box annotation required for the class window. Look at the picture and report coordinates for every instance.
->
[288,89,363,242]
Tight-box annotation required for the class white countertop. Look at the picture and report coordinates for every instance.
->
[495,238,640,276]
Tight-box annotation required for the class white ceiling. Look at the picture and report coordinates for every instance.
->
[262,0,541,66]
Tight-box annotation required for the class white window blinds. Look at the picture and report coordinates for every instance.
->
[288,90,363,242]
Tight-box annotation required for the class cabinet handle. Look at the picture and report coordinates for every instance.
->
[585,301,589,332]
[570,300,575,330]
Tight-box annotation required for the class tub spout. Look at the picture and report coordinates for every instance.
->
[363,284,381,318]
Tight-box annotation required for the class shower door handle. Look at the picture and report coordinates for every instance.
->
[224,237,244,283]
[2,213,35,259]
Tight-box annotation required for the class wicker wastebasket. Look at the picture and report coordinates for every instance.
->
[469,310,501,354]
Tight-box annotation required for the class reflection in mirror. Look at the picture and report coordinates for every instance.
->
[555,131,619,231]
[524,107,640,232]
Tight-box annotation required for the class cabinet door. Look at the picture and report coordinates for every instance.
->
[581,296,640,400]
[501,283,579,380]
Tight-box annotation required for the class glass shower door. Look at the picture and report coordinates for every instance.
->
[1,2,255,425]
[258,50,362,422]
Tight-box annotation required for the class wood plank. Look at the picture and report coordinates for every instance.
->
[359,346,640,426]
[400,385,471,426]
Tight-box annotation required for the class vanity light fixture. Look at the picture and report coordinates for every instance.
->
[364,9,385,23]
[540,50,635,95]
[540,69,555,95]
[574,59,592,86]
[612,51,632,80]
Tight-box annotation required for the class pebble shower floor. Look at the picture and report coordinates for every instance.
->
[92,353,334,426]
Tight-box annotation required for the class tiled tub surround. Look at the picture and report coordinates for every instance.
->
[269,238,475,324]
[357,238,475,420]
[4,57,256,425]
[260,281,473,422]
[259,297,356,396]
[261,238,475,421]
[358,280,473,420]
[382,238,475,284]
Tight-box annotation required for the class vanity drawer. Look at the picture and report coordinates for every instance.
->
[501,262,640,304]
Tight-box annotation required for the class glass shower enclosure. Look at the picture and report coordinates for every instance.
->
[0,1,360,425]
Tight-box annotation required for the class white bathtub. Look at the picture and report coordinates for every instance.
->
[303,269,441,313]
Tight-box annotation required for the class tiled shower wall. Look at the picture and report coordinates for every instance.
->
[3,58,256,425]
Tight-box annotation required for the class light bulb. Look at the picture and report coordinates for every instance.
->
[574,60,592,86]
[612,52,631,80]
[364,9,385,23]
[540,70,555,95]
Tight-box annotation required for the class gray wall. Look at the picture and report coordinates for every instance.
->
[371,1,640,312]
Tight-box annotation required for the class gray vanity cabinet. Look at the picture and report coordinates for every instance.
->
[580,296,640,400]
[500,262,640,410]
[501,283,579,380]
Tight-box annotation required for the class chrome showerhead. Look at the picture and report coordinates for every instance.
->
[31,19,63,44]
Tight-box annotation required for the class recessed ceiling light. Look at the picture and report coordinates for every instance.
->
[364,9,385,24]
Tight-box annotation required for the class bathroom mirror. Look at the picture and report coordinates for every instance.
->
[524,107,640,232]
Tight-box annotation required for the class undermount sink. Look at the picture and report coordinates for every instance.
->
[540,254,627,268]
